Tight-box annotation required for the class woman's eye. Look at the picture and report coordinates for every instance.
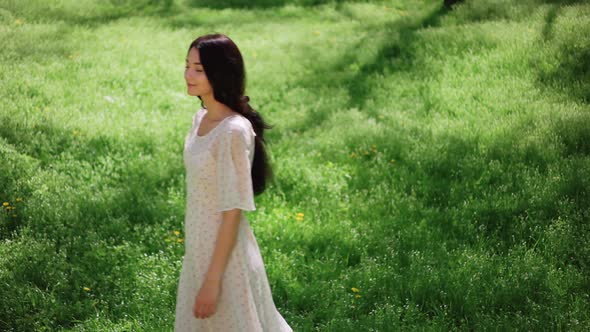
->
[184,66,202,72]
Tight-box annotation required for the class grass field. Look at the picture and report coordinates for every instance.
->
[1,0,589,330]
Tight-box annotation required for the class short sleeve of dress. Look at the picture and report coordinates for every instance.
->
[216,122,257,212]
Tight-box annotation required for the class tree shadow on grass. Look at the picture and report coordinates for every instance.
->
[534,3,590,104]
[0,0,181,63]
[289,3,451,136]
[0,115,186,329]
[160,4,306,30]
[537,44,590,105]
[441,0,587,25]
[287,0,589,138]
[185,0,355,10]
[539,0,587,4]
[541,4,561,40]
[0,115,183,246]
[2,0,179,28]
[0,22,77,63]
[283,0,590,253]
[343,5,450,110]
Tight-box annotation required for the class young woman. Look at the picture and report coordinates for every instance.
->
[175,33,293,331]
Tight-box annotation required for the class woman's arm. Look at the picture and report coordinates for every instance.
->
[206,125,256,282]
[204,208,242,282]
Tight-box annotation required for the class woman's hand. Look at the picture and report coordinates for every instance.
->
[193,278,222,319]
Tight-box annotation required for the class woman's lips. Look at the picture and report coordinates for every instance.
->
[187,83,196,87]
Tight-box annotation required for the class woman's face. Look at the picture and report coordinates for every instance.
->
[185,47,213,97]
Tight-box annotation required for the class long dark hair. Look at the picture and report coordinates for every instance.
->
[187,33,273,196]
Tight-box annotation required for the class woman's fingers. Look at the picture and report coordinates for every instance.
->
[194,307,204,319]
[194,301,204,318]
[194,303,215,319]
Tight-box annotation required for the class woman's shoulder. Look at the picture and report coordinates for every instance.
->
[225,114,256,137]
[213,117,255,151]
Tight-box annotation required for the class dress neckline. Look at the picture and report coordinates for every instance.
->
[195,109,240,139]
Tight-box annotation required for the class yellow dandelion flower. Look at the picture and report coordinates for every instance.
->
[15,19,23,25]
[355,294,362,298]
[174,230,180,236]
[351,287,360,293]
[313,31,320,36]
[16,198,23,202]
[2,202,9,207]
[83,287,91,291]
[296,212,304,217]
[177,238,184,243]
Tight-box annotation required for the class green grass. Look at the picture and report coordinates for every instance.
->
[1,0,589,330]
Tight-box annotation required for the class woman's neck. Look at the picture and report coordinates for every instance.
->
[201,94,234,120]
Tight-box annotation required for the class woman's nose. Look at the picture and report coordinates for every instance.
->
[184,69,195,80]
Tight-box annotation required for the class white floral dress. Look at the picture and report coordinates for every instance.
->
[174,107,293,332]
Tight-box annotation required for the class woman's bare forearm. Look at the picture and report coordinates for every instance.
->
[205,208,242,282]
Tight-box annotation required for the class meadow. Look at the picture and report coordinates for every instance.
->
[1,0,589,330]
